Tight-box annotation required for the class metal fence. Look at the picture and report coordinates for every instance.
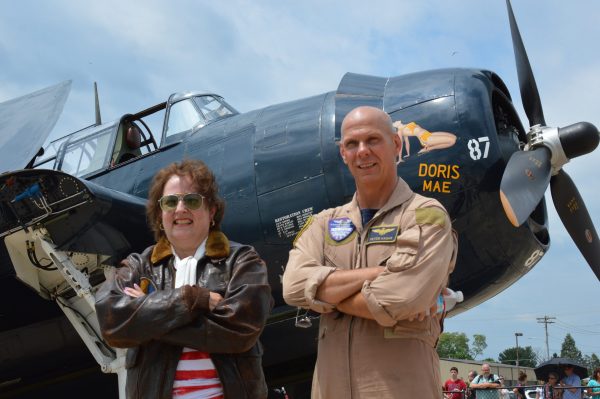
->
[443,384,593,399]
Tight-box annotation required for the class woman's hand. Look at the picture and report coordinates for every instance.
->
[123,283,146,298]
[124,284,223,311]
[209,291,223,311]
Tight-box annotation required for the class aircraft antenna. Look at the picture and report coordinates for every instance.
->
[94,82,102,125]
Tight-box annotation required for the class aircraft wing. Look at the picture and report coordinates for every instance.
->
[0,81,71,173]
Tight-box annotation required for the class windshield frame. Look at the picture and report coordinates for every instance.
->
[54,121,119,178]
[162,93,238,144]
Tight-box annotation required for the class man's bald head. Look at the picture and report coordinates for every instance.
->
[338,105,402,208]
[341,106,395,138]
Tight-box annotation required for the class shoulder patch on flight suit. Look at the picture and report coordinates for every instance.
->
[293,215,314,246]
[415,207,446,227]
[366,225,399,245]
[326,217,356,245]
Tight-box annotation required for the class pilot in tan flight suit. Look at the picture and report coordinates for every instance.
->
[283,106,458,399]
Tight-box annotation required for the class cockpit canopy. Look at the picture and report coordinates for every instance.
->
[165,92,236,141]
[34,93,237,178]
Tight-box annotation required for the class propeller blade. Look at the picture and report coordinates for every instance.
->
[550,169,600,281]
[500,147,551,226]
[505,0,546,127]
[558,122,600,159]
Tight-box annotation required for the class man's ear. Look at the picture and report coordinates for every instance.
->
[339,144,348,164]
[392,133,402,155]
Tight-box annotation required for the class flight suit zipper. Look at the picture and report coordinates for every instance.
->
[348,212,383,398]
[348,232,362,398]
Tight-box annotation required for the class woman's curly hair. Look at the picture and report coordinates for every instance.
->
[146,159,225,241]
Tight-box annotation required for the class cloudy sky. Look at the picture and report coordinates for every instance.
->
[1,0,599,364]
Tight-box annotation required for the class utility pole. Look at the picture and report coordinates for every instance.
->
[515,332,523,370]
[537,316,556,360]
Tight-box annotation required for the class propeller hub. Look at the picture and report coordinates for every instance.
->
[526,126,568,175]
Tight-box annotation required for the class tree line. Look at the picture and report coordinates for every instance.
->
[437,332,600,375]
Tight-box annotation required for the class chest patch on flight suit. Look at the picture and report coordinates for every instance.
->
[326,217,356,245]
[366,225,399,244]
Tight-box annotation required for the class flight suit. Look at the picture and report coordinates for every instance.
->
[283,178,458,399]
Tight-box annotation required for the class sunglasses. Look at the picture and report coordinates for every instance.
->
[158,193,204,211]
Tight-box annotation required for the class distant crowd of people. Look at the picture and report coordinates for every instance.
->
[443,364,599,399]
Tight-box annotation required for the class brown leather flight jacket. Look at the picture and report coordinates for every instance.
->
[95,231,273,399]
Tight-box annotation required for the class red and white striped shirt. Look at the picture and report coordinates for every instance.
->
[172,348,223,399]
[172,242,224,399]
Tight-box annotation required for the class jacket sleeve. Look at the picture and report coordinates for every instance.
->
[282,215,337,313]
[158,246,273,354]
[362,203,457,326]
[95,251,211,348]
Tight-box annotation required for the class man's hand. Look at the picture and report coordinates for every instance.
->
[407,300,438,322]
[407,288,449,321]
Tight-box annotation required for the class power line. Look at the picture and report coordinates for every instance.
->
[537,316,556,360]
[555,319,600,335]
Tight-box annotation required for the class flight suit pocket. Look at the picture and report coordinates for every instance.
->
[323,243,354,271]
[317,313,339,339]
[366,243,396,270]
[385,228,421,272]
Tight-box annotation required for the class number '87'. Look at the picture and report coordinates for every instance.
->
[468,136,490,160]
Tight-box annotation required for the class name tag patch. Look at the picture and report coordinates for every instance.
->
[327,217,355,243]
[366,225,399,244]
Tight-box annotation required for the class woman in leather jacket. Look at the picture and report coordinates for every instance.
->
[95,159,272,399]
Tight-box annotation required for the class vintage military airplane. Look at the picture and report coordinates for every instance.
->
[0,1,598,397]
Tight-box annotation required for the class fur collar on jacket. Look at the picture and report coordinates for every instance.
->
[150,230,231,264]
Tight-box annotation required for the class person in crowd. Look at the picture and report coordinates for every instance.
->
[498,376,510,399]
[444,366,468,399]
[587,368,600,397]
[466,370,478,399]
[282,106,458,398]
[559,365,581,399]
[96,159,273,399]
[470,363,501,399]
[513,370,528,399]
[536,372,563,399]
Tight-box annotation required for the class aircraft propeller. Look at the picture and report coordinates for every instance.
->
[499,0,600,280]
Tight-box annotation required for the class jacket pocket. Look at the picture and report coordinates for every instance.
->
[235,346,268,399]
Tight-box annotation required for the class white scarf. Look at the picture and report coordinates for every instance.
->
[173,239,207,288]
